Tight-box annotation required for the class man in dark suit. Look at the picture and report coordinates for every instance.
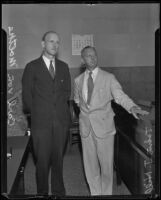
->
[22,31,71,197]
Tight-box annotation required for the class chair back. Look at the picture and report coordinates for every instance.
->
[68,100,80,124]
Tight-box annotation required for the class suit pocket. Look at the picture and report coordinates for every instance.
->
[91,112,115,135]
[102,114,115,132]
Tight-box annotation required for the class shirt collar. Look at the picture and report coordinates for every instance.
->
[42,55,55,67]
[85,66,99,76]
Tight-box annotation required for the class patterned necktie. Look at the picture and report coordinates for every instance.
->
[49,60,55,79]
[87,71,94,105]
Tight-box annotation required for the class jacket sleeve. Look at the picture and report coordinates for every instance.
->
[110,74,138,113]
[74,79,80,106]
[21,63,34,114]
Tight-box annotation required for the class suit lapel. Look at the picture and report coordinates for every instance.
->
[78,68,103,107]
[78,72,87,105]
[40,56,59,82]
[54,58,59,82]
[55,58,58,75]
[90,68,104,106]
[91,68,102,97]
[52,58,60,90]
[78,68,104,107]
[39,56,53,80]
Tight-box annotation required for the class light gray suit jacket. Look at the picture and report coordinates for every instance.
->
[74,68,137,138]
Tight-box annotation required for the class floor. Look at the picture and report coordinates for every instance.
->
[24,143,131,196]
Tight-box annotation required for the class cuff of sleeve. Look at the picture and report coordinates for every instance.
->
[128,105,141,114]
[74,99,79,106]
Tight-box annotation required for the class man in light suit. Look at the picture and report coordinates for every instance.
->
[74,46,148,195]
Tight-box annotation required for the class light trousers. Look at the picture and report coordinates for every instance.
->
[81,128,115,195]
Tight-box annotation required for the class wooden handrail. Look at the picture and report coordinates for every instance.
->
[116,127,154,160]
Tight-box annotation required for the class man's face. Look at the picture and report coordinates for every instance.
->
[42,33,60,57]
[82,48,98,71]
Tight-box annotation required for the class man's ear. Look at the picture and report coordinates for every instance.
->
[81,58,85,64]
[41,41,45,49]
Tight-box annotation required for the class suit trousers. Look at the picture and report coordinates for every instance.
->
[32,121,67,195]
[81,128,115,195]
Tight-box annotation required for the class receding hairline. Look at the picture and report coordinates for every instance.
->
[42,31,59,41]
[81,46,97,57]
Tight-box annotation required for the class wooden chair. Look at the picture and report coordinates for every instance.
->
[68,100,80,149]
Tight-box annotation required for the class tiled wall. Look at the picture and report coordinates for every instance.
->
[69,66,155,102]
[7,66,154,136]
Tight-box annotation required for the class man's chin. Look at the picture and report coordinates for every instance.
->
[87,66,97,71]
[90,65,97,69]
[49,52,57,56]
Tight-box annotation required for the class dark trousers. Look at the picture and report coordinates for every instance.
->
[31,122,68,195]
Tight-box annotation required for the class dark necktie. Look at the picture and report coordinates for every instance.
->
[49,60,55,79]
[87,71,94,105]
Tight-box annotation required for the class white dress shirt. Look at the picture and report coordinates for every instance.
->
[83,67,99,103]
[42,55,55,72]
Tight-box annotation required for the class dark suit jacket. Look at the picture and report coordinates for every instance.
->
[22,56,71,133]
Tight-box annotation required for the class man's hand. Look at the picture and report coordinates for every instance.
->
[130,106,149,119]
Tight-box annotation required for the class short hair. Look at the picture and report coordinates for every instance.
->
[81,46,96,58]
[42,31,58,41]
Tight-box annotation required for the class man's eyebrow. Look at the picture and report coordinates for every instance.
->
[47,39,59,42]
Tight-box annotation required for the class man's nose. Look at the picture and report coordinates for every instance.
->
[91,56,96,60]
[52,43,58,48]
